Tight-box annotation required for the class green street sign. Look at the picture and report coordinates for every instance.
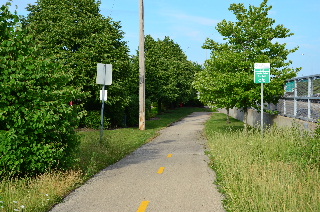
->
[285,81,295,92]
[254,63,270,83]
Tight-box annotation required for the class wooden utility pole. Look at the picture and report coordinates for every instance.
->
[139,0,145,130]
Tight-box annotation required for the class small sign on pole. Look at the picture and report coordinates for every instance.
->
[96,63,112,85]
[254,63,270,136]
[96,64,112,142]
[100,90,107,101]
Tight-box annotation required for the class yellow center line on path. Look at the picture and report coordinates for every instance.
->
[167,154,173,158]
[157,167,165,174]
[136,201,150,212]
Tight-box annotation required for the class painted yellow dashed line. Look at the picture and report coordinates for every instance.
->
[157,167,165,174]
[137,201,150,212]
[137,155,172,210]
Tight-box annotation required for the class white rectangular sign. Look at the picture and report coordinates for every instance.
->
[100,90,107,101]
[96,63,112,85]
[254,63,270,69]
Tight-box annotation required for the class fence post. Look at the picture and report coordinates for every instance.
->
[308,77,312,120]
[294,79,297,117]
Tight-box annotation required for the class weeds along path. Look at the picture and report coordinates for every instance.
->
[50,112,225,212]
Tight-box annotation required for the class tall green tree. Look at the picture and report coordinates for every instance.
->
[134,35,198,113]
[0,2,85,177]
[194,0,300,116]
[25,0,133,127]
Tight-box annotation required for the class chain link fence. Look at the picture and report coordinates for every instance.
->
[269,74,320,122]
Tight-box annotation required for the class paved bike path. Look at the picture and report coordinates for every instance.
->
[50,112,225,212]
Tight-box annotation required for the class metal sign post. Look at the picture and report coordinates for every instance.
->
[254,63,270,136]
[101,83,106,140]
[261,83,264,135]
[96,63,112,142]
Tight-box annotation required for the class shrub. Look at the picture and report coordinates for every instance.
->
[125,95,139,127]
[81,110,110,129]
[0,4,85,177]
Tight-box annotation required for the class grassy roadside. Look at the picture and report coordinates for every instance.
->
[205,113,320,212]
[0,107,211,212]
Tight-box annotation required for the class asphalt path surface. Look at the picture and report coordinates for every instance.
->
[50,112,225,212]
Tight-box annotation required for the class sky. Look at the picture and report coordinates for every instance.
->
[4,0,320,77]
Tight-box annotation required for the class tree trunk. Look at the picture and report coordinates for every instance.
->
[157,99,162,114]
[226,108,231,124]
[243,108,248,130]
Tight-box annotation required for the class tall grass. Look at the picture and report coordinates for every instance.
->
[0,171,82,212]
[206,113,320,212]
[1,107,211,212]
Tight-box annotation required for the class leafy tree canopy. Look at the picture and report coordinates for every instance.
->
[134,35,200,112]
[25,0,134,127]
[194,0,301,111]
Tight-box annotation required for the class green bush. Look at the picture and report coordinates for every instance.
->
[82,110,110,129]
[0,4,85,177]
[145,99,152,120]
[124,95,139,127]
[124,95,153,127]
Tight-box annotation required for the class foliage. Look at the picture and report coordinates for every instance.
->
[25,0,134,127]
[0,2,85,177]
[81,110,110,130]
[122,95,153,127]
[206,113,320,212]
[194,0,301,112]
[133,35,200,113]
